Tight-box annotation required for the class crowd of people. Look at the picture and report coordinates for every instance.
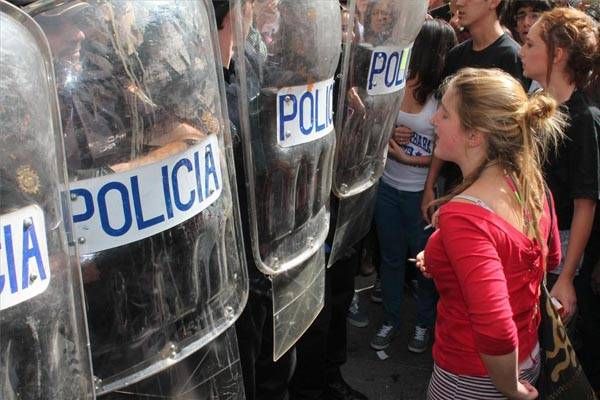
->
[345,1,599,399]
[1,0,598,399]
[216,0,600,399]
[215,0,600,399]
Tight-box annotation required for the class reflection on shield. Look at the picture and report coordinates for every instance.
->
[231,0,342,360]
[0,2,94,399]
[328,0,428,267]
[98,327,245,399]
[27,0,248,395]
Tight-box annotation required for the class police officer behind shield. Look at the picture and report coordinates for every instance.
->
[212,2,298,400]
[28,2,247,396]
[37,2,208,176]
[1,2,94,398]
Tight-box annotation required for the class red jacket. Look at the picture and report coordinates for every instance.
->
[425,199,561,376]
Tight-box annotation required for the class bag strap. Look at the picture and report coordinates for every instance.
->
[545,187,554,246]
[543,186,554,285]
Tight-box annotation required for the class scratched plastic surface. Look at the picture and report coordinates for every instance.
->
[30,0,248,394]
[0,3,94,399]
[328,0,427,266]
[233,0,342,275]
[333,0,427,198]
[100,328,246,400]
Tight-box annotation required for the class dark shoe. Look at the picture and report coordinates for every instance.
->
[407,325,430,353]
[326,378,368,400]
[347,292,369,328]
[370,322,397,350]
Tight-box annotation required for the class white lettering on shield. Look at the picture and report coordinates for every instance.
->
[277,78,335,147]
[0,205,51,310]
[70,135,223,254]
[367,44,412,96]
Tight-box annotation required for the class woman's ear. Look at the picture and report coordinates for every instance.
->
[466,129,484,148]
[553,46,568,67]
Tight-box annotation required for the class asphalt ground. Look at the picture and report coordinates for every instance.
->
[341,275,434,400]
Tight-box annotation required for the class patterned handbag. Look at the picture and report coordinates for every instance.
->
[537,190,597,399]
[537,283,597,399]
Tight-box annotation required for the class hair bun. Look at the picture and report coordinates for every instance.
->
[526,91,557,125]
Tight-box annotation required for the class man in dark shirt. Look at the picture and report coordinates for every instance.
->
[420,0,524,220]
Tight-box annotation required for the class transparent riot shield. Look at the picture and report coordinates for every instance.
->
[26,0,248,394]
[230,0,341,359]
[99,327,244,399]
[328,0,427,266]
[0,2,94,399]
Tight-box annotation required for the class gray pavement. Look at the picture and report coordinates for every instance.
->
[342,276,434,400]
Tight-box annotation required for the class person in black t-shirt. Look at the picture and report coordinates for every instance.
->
[420,0,524,222]
[441,28,523,82]
[520,7,600,393]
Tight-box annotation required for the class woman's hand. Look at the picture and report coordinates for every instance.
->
[509,380,539,400]
[430,209,440,229]
[550,276,577,322]
[392,125,412,145]
[416,250,431,279]
[387,139,410,164]
[347,87,366,116]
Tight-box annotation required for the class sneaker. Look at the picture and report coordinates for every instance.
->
[370,278,382,303]
[347,292,369,328]
[370,322,396,350]
[407,325,430,353]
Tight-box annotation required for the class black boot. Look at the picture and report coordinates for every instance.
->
[325,376,368,400]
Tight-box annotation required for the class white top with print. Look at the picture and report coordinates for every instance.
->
[382,95,437,192]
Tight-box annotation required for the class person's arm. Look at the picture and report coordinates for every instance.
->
[387,139,431,167]
[551,198,596,318]
[481,353,538,400]
[111,121,206,172]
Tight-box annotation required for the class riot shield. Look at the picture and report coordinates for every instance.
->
[99,327,245,399]
[230,0,341,359]
[328,0,427,266]
[0,1,94,399]
[26,0,248,394]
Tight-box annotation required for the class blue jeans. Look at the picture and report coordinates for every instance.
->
[374,180,437,329]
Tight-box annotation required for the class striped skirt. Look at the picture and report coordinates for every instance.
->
[426,344,541,399]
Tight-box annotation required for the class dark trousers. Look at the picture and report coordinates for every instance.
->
[236,290,296,400]
[575,229,600,390]
[289,252,359,399]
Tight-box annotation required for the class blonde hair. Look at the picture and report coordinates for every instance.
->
[434,68,566,243]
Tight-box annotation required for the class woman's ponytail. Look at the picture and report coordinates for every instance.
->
[525,91,566,165]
